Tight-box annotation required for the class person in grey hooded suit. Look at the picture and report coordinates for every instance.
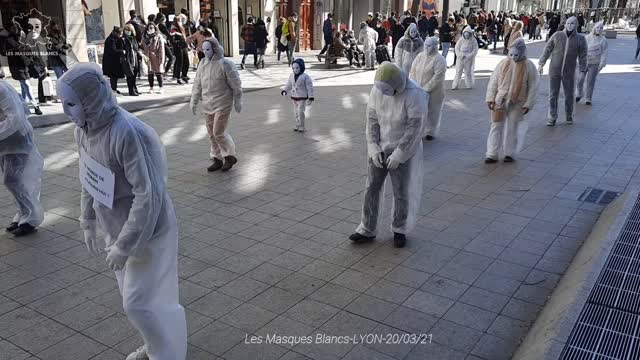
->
[538,16,587,126]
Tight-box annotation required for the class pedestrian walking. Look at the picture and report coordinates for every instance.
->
[254,18,269,68]
[191,38,243,172]
[142,23,166,94]
[281,58,314,132]
[122,24,141,96]
[240,17,257,69]
[170,21,190,84]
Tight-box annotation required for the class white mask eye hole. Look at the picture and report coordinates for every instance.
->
[66,102,76,107]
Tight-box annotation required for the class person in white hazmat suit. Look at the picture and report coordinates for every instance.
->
[191,38,243,172]
[281,58,314,132]
[349,63,426,249]
[56,63,187,360]
[538,16,587,126]
[452,26,479,90]
[485,38,539,164]
[359,22,378,70]
[576,21,607,105]
[395,23,424,75]
[0,80,44,237]
[410,36,447,141]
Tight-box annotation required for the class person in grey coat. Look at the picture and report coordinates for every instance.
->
[538,16,587,126]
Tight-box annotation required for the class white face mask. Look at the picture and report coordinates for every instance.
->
[565,18,577,32]
[508,47,525,62]
[594,23,604,35]
[147,29,155,35]
[375,81,396,96]
[409,28,418,38]
[124,30,132,36]
[203,41,215,60]
[425,43,437,54]
[28,18,42,39]
[292,63,301,74]
[199,26,205,32]
[292,16,298,22]
[463,32,471,39]
[59,86,87,128]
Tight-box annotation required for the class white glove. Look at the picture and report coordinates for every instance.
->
[234,100,242,113]
[83,227,101,256]
[386,155,401,170]
[190,101,198,116]
[306,97,314,106]
[371,152,384,168]
[538,64,544,75]
[105,245,128,271]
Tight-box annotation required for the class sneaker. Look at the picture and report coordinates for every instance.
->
[575,96,581,103]
[393,232,406,248]
[293,128,299,132]
[349,233,375,243]
[240,63,245,70]
[207,158,224,172]
[158,88,164,95]
[221,155,237,172]
[177,79,183,85]
[11,223,37,237]
[148,88,154,94]
[126,346,148,360]
[484,158,498,164]
[566,117,573,124]
[6,222,18,232]
[297,128,306,133]
[546,119,556,126]
[585,101,592,106]
[424,135,434,141]
[34,107,43,115]
[503,156,514,163]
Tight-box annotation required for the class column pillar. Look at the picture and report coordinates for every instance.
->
[65,0,89,62]
[230,0,240,56]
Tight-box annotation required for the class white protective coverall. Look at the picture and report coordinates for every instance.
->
[0,80,44,230]
[452,26,479,89]
[282,58,314,131]
[191,38,242,164]
[485,39,539,160]
[538,16,587,124]
[56,63,187,360]
[576,21,607,104]
[359,22,378,70]
[355,63,426,237]
[410,37,447,138]
[395,23,424,75]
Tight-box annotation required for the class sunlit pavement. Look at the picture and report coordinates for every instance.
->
[0,36,639,360]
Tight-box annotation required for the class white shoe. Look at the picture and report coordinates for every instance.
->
[158,88,164,95]
[148,88,154,94]
[126,346,148,360]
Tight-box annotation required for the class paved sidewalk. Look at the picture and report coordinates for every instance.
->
[0,37,639,360]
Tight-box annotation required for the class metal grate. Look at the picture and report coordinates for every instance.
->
[560,194,640,359]
[579,188,621,205]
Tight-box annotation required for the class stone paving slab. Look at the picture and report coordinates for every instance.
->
[0,36,639,359]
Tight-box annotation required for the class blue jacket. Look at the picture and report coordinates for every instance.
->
[323,19,333,40]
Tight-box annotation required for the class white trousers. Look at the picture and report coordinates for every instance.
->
[576,63,600,102]
[293,100,307,130]
[115,223,187,360]
[364,49,376,69]
[486,104,525,159]
[452,58,475,89]
[1,149,44,227]
[425,89,445,136]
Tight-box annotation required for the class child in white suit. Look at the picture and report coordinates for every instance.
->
[281,58,314,132]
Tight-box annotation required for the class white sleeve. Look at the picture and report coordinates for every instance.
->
[305,75,314,98]
[600,38,608,68]
[283,74,294,93]
[190,65,203,110]
[485,62,501,103]
[524,61,539,110]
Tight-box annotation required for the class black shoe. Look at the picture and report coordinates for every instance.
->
[12,223,37,237]
[503,156,514,163]
[293,128,299,132]
[207,158,224,172]
[586,101,592,106]
[349,233,375,243]
[6,222,18,232]
[485,158,498,164]
[128,92,139,96]
[566,117,573,124]
[114,89,122,94]
[240,63,245,70]
[177,79,183,85]
[393,233,406,248]
[34,107,43,115]
[181,77,189,84]
[424,135,434,141]
[576,96,581,102]
[221,155,237,172]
